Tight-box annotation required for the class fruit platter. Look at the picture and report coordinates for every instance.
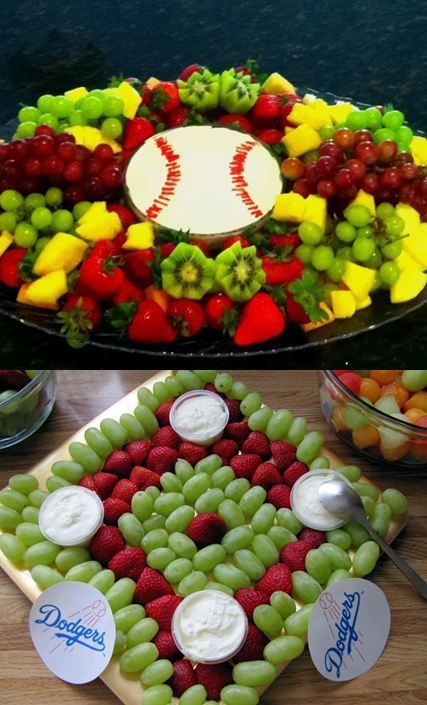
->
[0,370,409,705]
[0,63,426,355]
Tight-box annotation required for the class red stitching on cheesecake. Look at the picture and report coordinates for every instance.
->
[229,139,264,219]
[145,136,182,220]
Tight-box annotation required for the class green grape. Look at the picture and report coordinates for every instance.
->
[263,635,304,665]
[344,204,372,227]
[143,511,164,531]
[248,406,273,431]
[230,381,249,401]
[165,504,194,533]
[222,525,254,553]
[21,506,39,523]
[346,110,367,131]
[69,441,102,473]
[9,473,38,495]
[276,508,303,534]
[31,565,64,589]
[65,560,102,582]
[89,569,115,594]
[44,207,72,233]
[127,617,159,647]
[292,570,322,603]
[298,221,323,245]
[352,481,379,501]
[51,460,85,483]
[0,533,26,563]
[168,532,197,559]
[286,417,307,445]
[99,418,128,447]
[164,375,183,398]
[253,604,282,638]
[175,459,194,484]
[371,502,391,537]
[142,529,169,553]
[234,549,265,580]
[154,492,184,517]
[192,370,217,383]
[327,569,352,586]
[326,528,352,551]
[55,547,90,573]
[213,563,250,590]
[376,202,395,220]
[336,221,356,243]
[50,96,73,118]
[105,577,135,612]
[373,127,395,144]
[310,456,330,470]
[195,488,224,514]
[14,222,38,248]
[101,117,123,139]
[215,372,234,393]
[225,478,250,502]
[37,113,58,130]
[0,211,17,232]
[81,96,103,119]
[319,124,335,140]
[204,581,233,596]
[113,629,127,655]
[195,454,223,475]
[266,409,293,441]
[233,660,276,687]
[183,473,211,505]
[152,380,170,403]
[318,543,352,571]
[0,506,22,530]
[251,503,276,534]
[295,243,313,264]
[178,570,208,596]
[384,215,405,238]
[270,591,296,619]
[352,541,380,577]
[312,245,334,271]
[305,550,331,585]
[239,486,267,518]
[211,465,235,490]
[147,547,176,570]
[16,121,37,137]
[102,94,124,117]
[114,604,146,633]
[0,489,28,512]
[46,476,70,493]
[73,200,92,220]
[141,659,174,687]
[218,498,245,529]
[221,684,259,705]
[327,257,346,282]
[284,603,314,637]
[193,544,226,572]
[381,242,402,262]
[134,405,158,435]
[69,109,87,125]
[84,427,113,458]
[364,107,382,130]
[137,387,159,411]
[336,245,354,261]
[16,522,44,546]
[119,641,158,672]
[131,491,154,522]
[34,236,51,254]
[395,125,413,143]
[164,557,193,584]
[45,187,63,207]
[120,412,146,440]
[30,207,52,230]
[296,431,323,464]
[361,496,376,521]
[179,684,207,705]
[352,236,375,263]
[175,370,202,390]
[252,534,279,567]
[24,540,60,567]
[240,392,262,416]
[343,521,370,548]
[335,465,361,482]
[37,94,54,113]
[382,488,408,515]
[267,525,296,550]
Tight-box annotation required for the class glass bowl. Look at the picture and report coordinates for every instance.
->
[318,370,427,466]
[0,371,56,449]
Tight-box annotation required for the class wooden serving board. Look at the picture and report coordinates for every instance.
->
[0,370,408,705]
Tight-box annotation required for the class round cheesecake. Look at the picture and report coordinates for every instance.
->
[125,125,283,245]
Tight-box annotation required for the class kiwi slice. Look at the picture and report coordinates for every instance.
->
[215,242,266,302]
[161,242,215,299]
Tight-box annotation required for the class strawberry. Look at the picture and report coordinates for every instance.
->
[234,293,285,347]
[108,547,147,580]
[160,242,176,258]
[252,462,283,489]
[104,450,133,477]
[222,235,251,250]
[78,251,124,301]
[153,630,182,660]
[285,292,310,324]
[242,431,270,457]
[283,460,308,487]
[169,659,197,697]
[167,105,191,128]
[139,84,152,104]
[178,442,207,466]
[298,528,326,549]
[262,257,304,286]
[155,401,174,426]
[112,478,139,504]
[224,421,250,444]
[250,94,281,127]
[145,595,182,630]
[267,483,291,509]
[113,275,145,305]
[122,117,155,150]
[279,101,297,129]
[124,249,154,287]
[129,466,161,490]
[233,624,268,663]
[234,588,268,620]
[195,663,233,700]
[229,453,261,480]
[151,426,180,449]
[134,567,174,604]
[189,239,211,257]
[204,382,222,396]
[187,513,227,548]
[254,128,283,144]
[124,439,151,465]
[269,233,300,251]
[128,301,177,344]
[107,203,135,229]
[280,541,312,572]
[59,294,102,348]
[218,113,253,132]
[270,440,297,471]
[223,398,242,423]
[92,472,118,499]
[0,247,26,288]
[146,446,178,474]
[167,299,204,337]
[103,497,131,524]
[211,439,238,464]
[179,64,205,81]
[151,82,180,113]
[204,293,234,330]
[256,563,292,596]
[89,525,125,565]
[79,475,96,492]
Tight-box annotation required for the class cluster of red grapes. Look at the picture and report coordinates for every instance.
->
[0,125,124,203]
[282,128,427,219]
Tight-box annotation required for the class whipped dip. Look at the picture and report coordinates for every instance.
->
[291,470,348,530]
[39,486,104,546]
[172,590,248,663]
[170,391,229,446]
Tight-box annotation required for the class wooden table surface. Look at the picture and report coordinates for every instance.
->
[0,370,426,705]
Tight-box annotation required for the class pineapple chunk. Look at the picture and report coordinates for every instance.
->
[403,226,427,268]
[410,135,427,165]
[146,77,161,90]
[17,283,59,310]
[262,72,295,95]
[64,86,88,104]
[33,233,88,276]
[303,194,327,232]
[331,290,357,318]
[272,193,306,223]
[78,201,107,224]
[123,222,155,250]
[116,81,142,119]
[65,126,121,154]
[288,103,330,129]
[342,261,376,301]
[327,102,355,124]
[0,232,14,257]
[395,249,424,272]
[282,124,321,157]
[390,268,427,303]
[24,270,68,308]
[356,295,372,310]
[395,202,420,235]
[76,212,122,242]
[349,189,376,218]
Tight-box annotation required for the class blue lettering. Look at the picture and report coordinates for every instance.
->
[323,590,362,678]
[34,602,106,653]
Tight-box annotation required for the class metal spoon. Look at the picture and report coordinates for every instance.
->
[318,479,427,600]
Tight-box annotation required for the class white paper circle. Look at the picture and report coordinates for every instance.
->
[308,578,391,682]
[125,125,283,237]
[29,582,115,684]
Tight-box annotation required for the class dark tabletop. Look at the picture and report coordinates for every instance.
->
[0,0,426,367]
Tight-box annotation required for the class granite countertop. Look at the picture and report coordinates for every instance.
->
[0,0,426,365]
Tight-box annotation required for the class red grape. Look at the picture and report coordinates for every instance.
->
[293,178,312,197]
[94,143,114,161]
[20,177,40,194]
[334,169,354,189]
[85,157,103,176]
[55,132,75,145]
[361,172,380,194]
[281,157,305,180]
[345,158,366,181]
[333,128,355,150]
[353,129,373,145]
[401,163,418,181]
[376,187,394,203]
[24,158,42,176]
[56,141,77,162]
[395,151,414,165]
[32,135,55,158]
[316,155,337,179]
[64,186,86,203]
[84,176,105,198]
[317,179,336,198]
[354,141,377,164]
[376,140,397,163]
[337,185,358,200]
[100,164,123,188]
[319,141,344,162]
[305,163,319,185]
[63,161,83,182]
[42,155,65,175]
[0,144,9,161]
[8,140,29,161]
[381,167,402,189]
[35,125,55,137]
